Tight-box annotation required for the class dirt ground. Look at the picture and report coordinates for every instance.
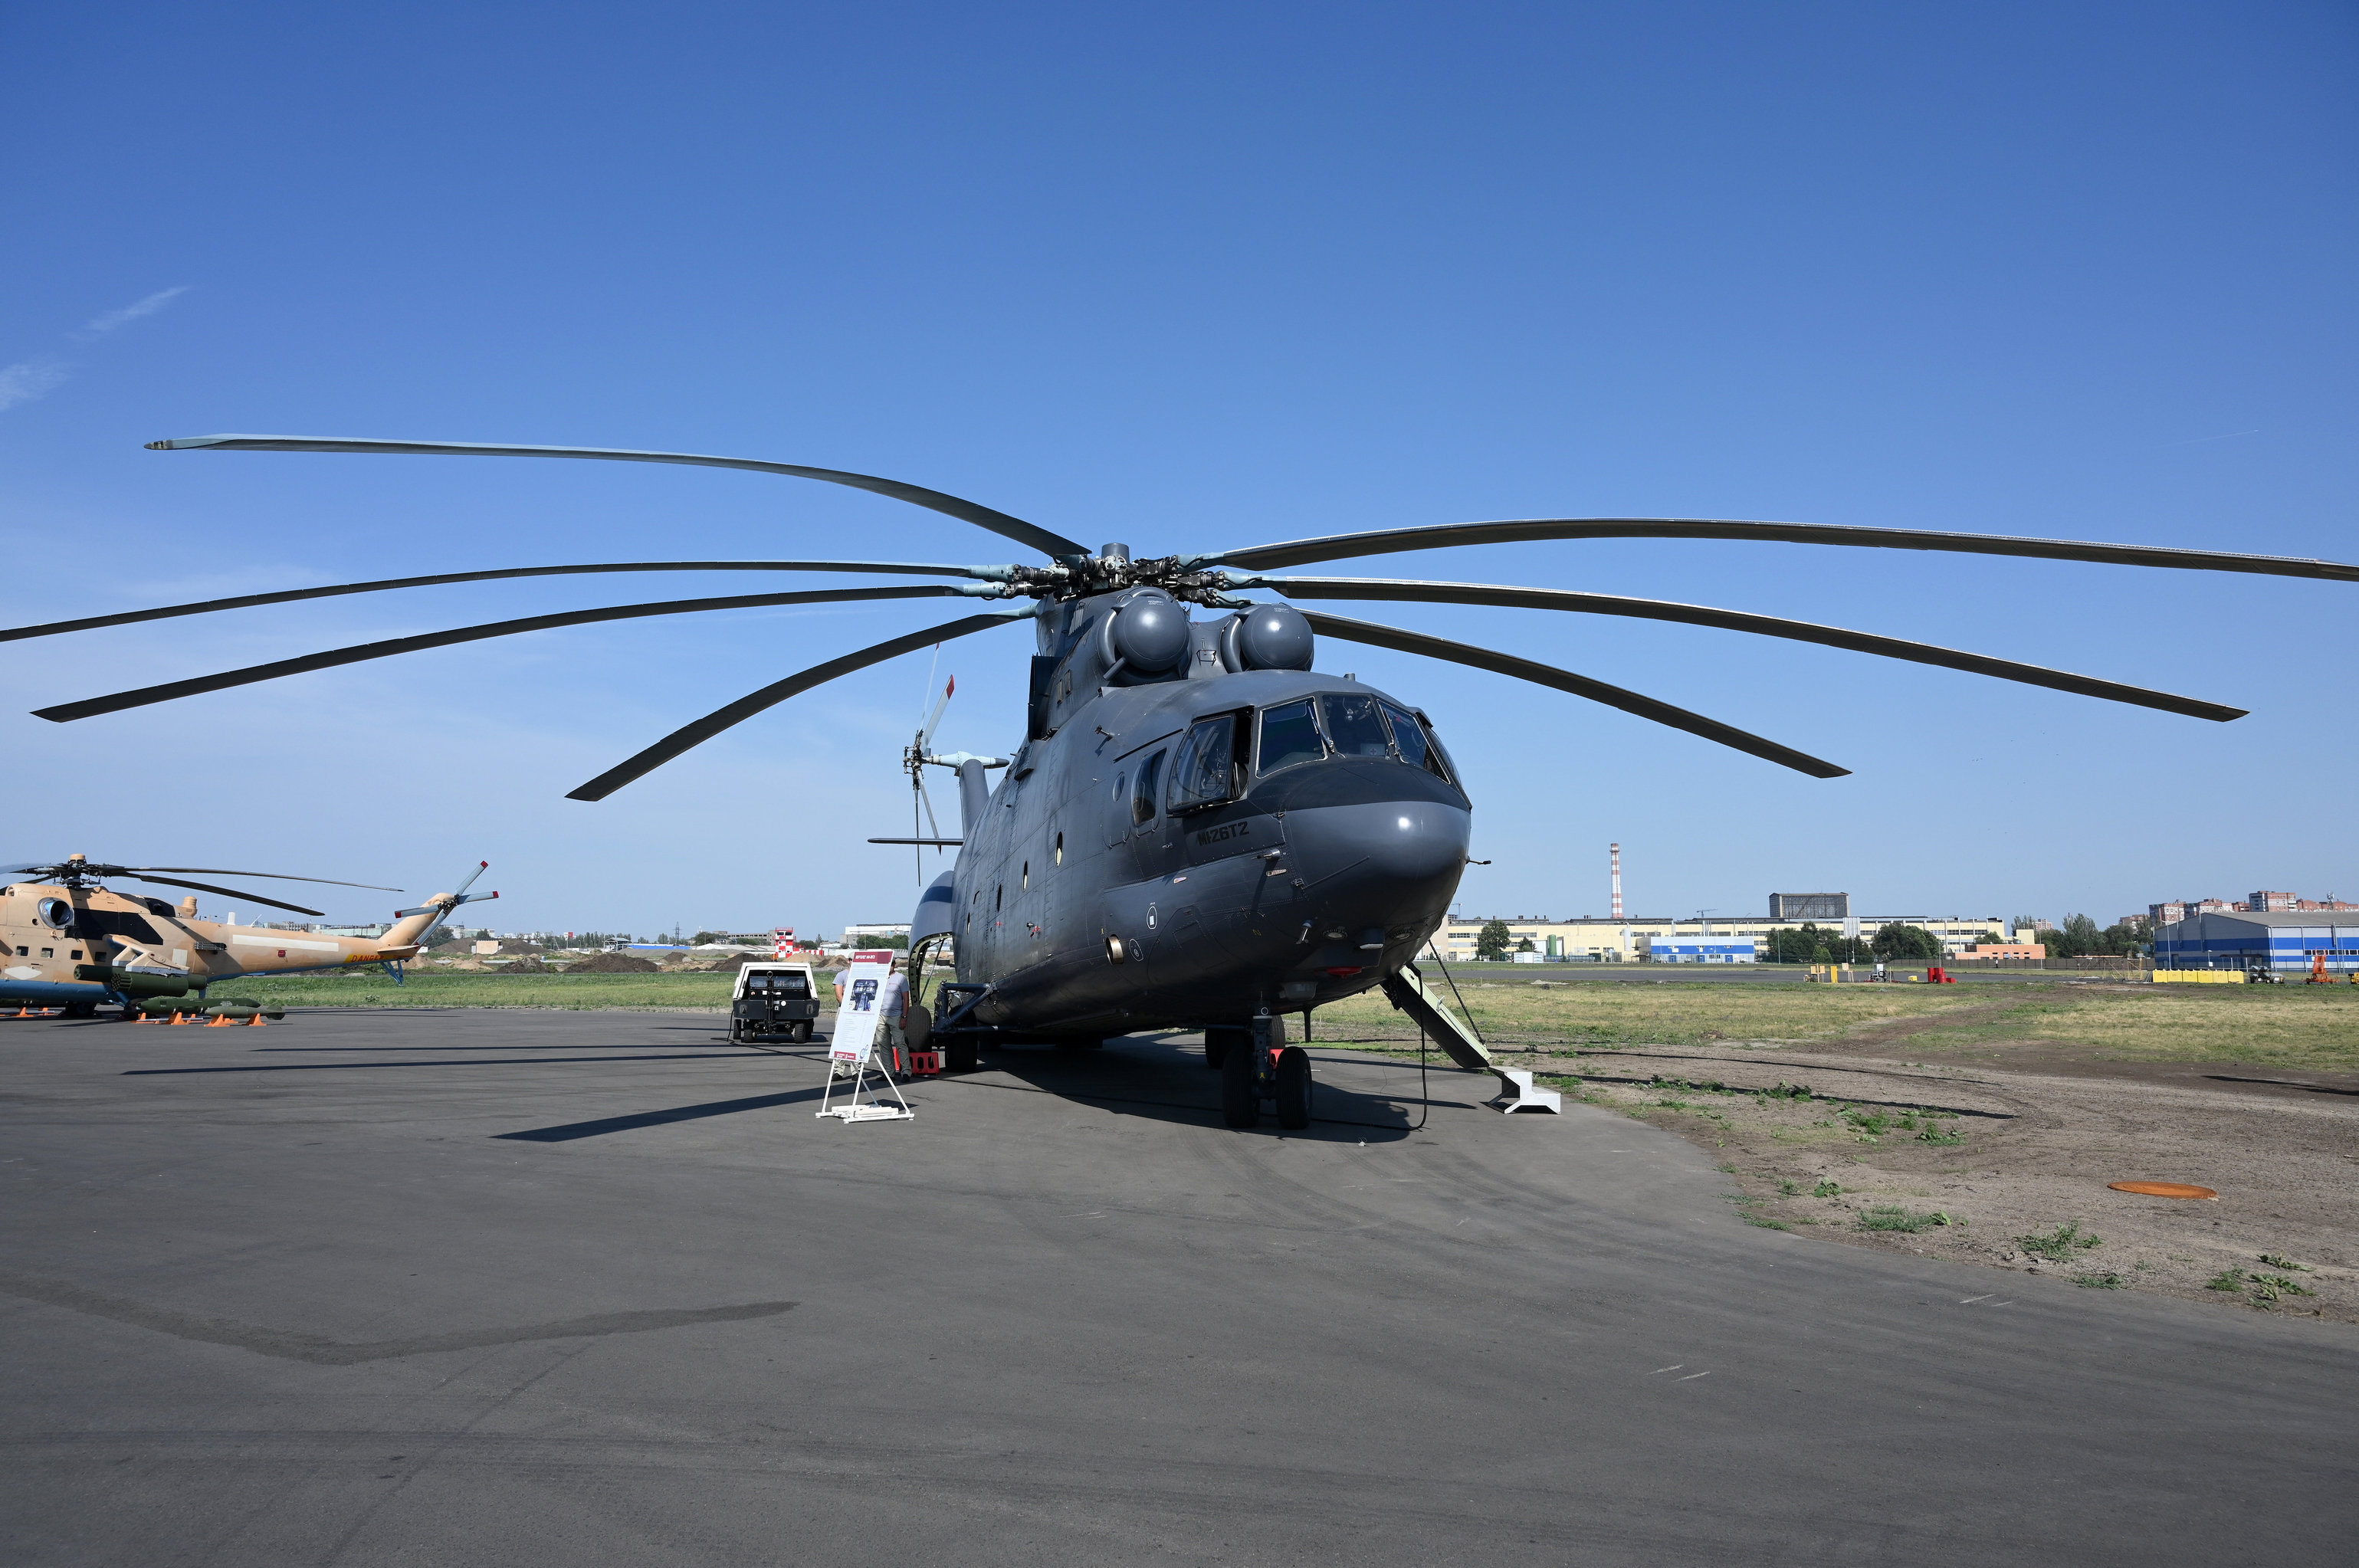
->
[1517,1038,2359,1323]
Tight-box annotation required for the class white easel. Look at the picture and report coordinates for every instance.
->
[817,950,914,1123]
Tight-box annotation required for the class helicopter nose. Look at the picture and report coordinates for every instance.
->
[1285,798,1471,887]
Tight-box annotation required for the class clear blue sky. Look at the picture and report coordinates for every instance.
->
[4,2,2353,936]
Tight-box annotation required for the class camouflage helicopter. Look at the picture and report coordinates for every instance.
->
[13,435,2357,1120]
[0,855,497,1019]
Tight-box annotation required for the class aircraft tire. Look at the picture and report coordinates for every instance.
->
[1219,1043,1258,1128]
[1274,1046,1313,1130]
[791,1021,812,1044]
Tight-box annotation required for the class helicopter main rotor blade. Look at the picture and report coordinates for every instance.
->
[149,435,1094,560]
[34,586,998,723]
[1299,611,1849,779]
[1199,518,2359,582]
[567,608,1038,802]
[112,866,404,889]
[1258,578,2244,722]
[114,874,326,917]
[0,560,1015,645]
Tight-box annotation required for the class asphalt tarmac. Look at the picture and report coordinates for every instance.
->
[3,1009,2351,1565]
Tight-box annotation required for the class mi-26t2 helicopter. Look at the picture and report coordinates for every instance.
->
[14,435,2354,1121]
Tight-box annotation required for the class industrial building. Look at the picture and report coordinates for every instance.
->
[1639,933,1757,963]
[1437,910,2005,963]
[2154,910,2359,976]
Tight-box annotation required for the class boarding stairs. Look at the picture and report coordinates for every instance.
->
[1378,964,1560,1114]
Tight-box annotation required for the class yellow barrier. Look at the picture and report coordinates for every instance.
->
[2153,969,2245,984]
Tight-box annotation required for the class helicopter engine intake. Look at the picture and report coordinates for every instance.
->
[1101,590,1191,679]
[1220,604,1314,672]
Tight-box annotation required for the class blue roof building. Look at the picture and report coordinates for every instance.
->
[1640,935,1757,964]
[2154,910,2359,975]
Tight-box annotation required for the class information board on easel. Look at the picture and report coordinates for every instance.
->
[818,949,912,1122]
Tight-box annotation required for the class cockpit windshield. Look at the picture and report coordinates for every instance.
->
[1248,693,1458,784]
[1386,701,1454,783]
[1319,694,1391,759]
[1256,700,1324,773]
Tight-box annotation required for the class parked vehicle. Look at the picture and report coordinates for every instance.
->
[730,962,822,1042]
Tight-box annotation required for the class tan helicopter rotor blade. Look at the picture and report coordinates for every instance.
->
[0,560,1015,644]
[34,586,1002,723]
[1298,611,1849,779]
[113,874,326,918]
[568,608,1038,802]
[1196,518,2359,581]
[147,435,1094,560]
[1255,577,2244,722]
[113,866,403,889]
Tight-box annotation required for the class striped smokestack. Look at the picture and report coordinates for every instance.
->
[1610,842,1622,921]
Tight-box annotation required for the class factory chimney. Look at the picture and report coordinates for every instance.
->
[1610,843,1623,921]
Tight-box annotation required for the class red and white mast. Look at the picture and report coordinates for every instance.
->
[1610,843,1623,921]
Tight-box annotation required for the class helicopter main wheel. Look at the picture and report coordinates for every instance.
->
[63,1002,97,1019]
[1273,1045,1314,1130]
[1219,1042,1259,1128]
[1204,1024,1247,1070]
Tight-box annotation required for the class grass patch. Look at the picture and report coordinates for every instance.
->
[1855,1205,1957,1233]
[2210,1261,2319,1308]
[2018,1222,2102,1260]
[2071,1271,2128,1290]
[228,969,738,1012]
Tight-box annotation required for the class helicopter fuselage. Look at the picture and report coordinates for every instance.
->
[0,883,439,1012]
[935,586,1472,1037]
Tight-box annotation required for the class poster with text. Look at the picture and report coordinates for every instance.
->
[828,950,898,1066]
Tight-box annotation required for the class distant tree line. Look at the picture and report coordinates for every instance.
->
[2041,914,2152,959]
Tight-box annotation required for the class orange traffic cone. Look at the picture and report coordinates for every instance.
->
[246,1014,268,1026]
[205,1012,233,1027]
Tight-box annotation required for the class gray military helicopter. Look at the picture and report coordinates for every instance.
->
[14,435,2356,1126]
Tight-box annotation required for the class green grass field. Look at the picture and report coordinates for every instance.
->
[224,967,2359,1069]
[1308,976,2359,1070]
[229,969,738,1011]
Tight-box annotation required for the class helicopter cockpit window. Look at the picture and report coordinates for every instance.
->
[1255,700,1324,774]
[1166,714,1241,814]
[1409,708,1456,784]
[72,908,164,946]
[1380,702,1429,769]
[1130,750,1166,825]
[1319,694,1392,759]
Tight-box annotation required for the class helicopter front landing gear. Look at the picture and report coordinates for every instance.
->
[1219,1018,1313,1131]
